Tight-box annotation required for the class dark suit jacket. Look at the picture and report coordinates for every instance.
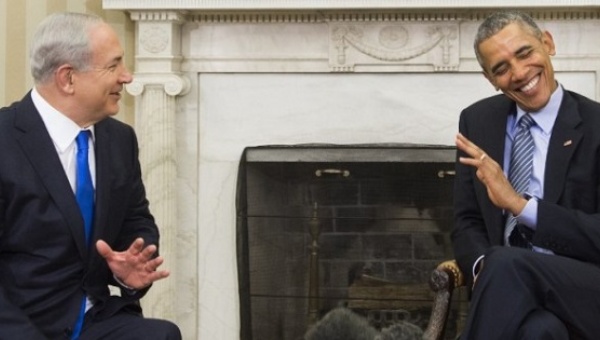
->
[0,92,159,339]
[452,89,600,287]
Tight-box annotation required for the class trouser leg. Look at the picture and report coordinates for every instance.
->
[80,311,181,340]
[460,246,600,340]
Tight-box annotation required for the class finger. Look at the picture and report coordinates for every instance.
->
[456,133,482,158]
[96,240,113,259]
[137,266,170,287]
[128,238,145,255]
[455,134,474,158]
[145,256,165,272]
[139,244,158,260]
[456,132,474,147]
[147,269,170,282]
[456,133,490,165]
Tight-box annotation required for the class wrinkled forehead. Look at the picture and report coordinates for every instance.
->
[478,22,539,51]
[478,23,540,63]
[87,23,125,63]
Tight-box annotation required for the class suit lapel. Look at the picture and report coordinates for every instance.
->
[470,96,514,244]
[485,102,511,173]
[92,119,111,246]
[14,93,88,259]
[544,91,583,203]
[485,98,514,243]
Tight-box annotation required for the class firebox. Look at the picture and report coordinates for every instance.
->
[236,144,463,340]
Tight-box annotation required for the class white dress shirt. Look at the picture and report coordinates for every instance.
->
[31,87,96,312]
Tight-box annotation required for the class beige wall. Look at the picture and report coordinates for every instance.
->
[0,0,135,125]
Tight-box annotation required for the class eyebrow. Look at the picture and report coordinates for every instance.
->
[103,52,124,67]
[110,54,124,65]
[489,61,506,75]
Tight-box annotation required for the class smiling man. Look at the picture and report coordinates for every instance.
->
[0,12,180,340]
[452,11,600,339]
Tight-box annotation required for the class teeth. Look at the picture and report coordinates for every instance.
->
[521,76,539,92]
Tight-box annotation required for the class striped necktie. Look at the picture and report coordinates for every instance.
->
[504,113,535,248]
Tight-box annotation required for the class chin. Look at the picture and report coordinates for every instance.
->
[510,94,550,112]
[527,97,551,112]
[106,106,121,116]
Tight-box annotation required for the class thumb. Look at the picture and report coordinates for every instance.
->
[96,239,113,259]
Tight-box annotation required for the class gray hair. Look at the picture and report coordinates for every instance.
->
[30,12,103,84]
[474,11,543,67]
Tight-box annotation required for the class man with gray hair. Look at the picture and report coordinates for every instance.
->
[0,12,180,339]
[453,10,600,339]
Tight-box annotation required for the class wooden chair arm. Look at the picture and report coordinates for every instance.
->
[423,260,465,340]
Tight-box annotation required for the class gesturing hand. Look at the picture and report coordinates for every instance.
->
[96,238,170,290]
[455,133,527,216]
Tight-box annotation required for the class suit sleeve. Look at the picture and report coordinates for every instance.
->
[108,125,158,299]
[0,199,48,339]
[451,109,493,285]
[535,202,600,264]
[115,127,159,249]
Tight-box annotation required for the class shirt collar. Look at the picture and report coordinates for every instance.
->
[31,87,95,152]
[514,83,563,135]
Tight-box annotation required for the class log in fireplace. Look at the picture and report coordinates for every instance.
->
[236,144,465,340]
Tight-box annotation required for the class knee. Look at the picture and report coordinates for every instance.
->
[518,309,568,340]
[153,319,182,340]
[483,246,530,275]
[165,321,181,340]
[475,246,537,287]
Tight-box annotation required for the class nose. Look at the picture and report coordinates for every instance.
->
[120,67,133,84]
[510,61,528,82]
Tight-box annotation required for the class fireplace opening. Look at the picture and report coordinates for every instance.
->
[236,145,465,340]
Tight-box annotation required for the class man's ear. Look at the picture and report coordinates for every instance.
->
[542,30,556,56]
[55,64,75,94]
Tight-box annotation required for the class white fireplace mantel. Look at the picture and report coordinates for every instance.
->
[102,1,600,339]
[105,0,600,10]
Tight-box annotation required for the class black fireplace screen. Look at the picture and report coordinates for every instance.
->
[236,145,464,340]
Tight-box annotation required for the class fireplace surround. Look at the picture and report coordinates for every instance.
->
[101,1,600,339]
[236,145,457,339]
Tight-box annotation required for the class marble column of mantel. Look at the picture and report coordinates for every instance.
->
[119,7,191,334]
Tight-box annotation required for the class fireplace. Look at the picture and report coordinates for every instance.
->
[236,145,460,339]
[101,1,600,338]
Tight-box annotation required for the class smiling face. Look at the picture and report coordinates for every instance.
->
[71,22,133,126]
[478,22,557,112]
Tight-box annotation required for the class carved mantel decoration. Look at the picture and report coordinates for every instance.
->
[330,22,459,71]
[102,1,600,339]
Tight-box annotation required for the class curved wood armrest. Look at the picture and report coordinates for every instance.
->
[433,260,465,292]
[423,260,465,340]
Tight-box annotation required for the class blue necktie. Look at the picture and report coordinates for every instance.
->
[72,130,94,340]
[75,130,94,245]
[505,114,535,248]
